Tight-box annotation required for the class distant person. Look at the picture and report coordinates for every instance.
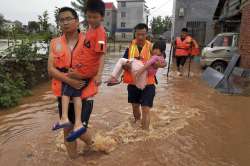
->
[173,28,199,76]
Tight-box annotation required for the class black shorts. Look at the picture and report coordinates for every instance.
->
[176,56,188,67]
[62,79,89,97]
[57,97,93,128]
[127,84,156,108]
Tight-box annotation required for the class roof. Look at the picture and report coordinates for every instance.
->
[213,0,227,20]
[105,2,117,10]
[214,0,242,20]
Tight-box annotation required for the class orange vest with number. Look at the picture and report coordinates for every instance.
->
[50,32,98,99]
[123,39,155,85]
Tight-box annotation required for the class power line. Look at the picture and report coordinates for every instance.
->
[149,1,172,15]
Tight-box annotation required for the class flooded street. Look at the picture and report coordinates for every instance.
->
[1,45,250,166]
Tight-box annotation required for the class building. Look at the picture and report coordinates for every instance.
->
[115,0,148,41]
[2,20,15,30]
[104,2,117,38]
[238,0,250,68]
[172,0,219,46]
[213,0,242,34]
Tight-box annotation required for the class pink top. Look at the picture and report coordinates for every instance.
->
[147,55,165,75]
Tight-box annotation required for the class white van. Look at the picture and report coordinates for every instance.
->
[200,32,240,73]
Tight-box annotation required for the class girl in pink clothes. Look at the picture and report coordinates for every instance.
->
[106,41,166,89]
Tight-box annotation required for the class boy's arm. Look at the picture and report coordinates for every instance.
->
[94,33,107,86]
[48,45,84,90]
[67,69,88,80]
[94,53,105,86]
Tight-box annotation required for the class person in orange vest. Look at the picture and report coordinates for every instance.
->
[112,23,166,130]
[173,28,199,76]
[48,1,106,158]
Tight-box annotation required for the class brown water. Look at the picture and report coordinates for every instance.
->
[0,46,250,166]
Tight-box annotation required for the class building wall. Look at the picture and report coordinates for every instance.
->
[116,0,146,41]
[117,0,145,29]
[104,9,117,36]
[239,3,250,68]
[172,0,219,46]
[115,32,134,41]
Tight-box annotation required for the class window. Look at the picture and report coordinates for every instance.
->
[213,35,233,47]
[107,22,110,26]
[122,33,126,38]
[121,12,126,18]
[121,22,126,28]
[106,12,110,16]
[121,2,126,7]
[179,8,185,17]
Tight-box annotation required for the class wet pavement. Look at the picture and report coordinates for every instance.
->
[0,45,250,166]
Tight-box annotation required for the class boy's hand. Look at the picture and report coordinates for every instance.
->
[68,78,85,89]
[94,74,102,86]
[68,69,83,80]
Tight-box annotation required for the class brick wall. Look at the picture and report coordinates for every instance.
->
[240,3,250,68]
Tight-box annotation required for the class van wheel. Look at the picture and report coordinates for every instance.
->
[211,61,227,73]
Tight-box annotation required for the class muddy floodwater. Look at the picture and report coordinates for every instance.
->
[0,45,250,166]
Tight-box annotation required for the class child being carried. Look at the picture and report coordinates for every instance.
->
[106,41,166,89]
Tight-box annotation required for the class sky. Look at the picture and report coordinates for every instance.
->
[0,0,173,25]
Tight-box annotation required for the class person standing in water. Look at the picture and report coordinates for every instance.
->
[121,23,166,130]
[173,28,199,76]
[48,0,106,158]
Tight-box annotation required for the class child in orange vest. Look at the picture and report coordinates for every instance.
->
[105,41,166,89]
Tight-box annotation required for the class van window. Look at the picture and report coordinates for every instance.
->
[213,35,233,47]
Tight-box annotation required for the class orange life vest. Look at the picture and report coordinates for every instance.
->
[175,36,200,56]
[123,39,156,85]
[50,32,98,99]
[175,36,192,56]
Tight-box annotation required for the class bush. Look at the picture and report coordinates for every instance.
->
[0,41,44,109]
[0,70,28,108]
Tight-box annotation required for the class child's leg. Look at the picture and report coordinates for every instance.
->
[73,97,83,130]
[141,106,150,130]
[111,58,128,79]
[61,95,70,123]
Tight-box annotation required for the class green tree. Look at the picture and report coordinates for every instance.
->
[0,14,4,27]
[0,14,5,37]
[38,11,49,32]
[71,0,87,18]
[163,16,172,31]
[54,7,60,32]
[28,21,40,33]
[71,0,88,26]
[151,16,172,35]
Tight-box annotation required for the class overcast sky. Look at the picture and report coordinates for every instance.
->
[0,0,173,25]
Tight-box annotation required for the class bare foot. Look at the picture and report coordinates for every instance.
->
[59,118,70,125]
